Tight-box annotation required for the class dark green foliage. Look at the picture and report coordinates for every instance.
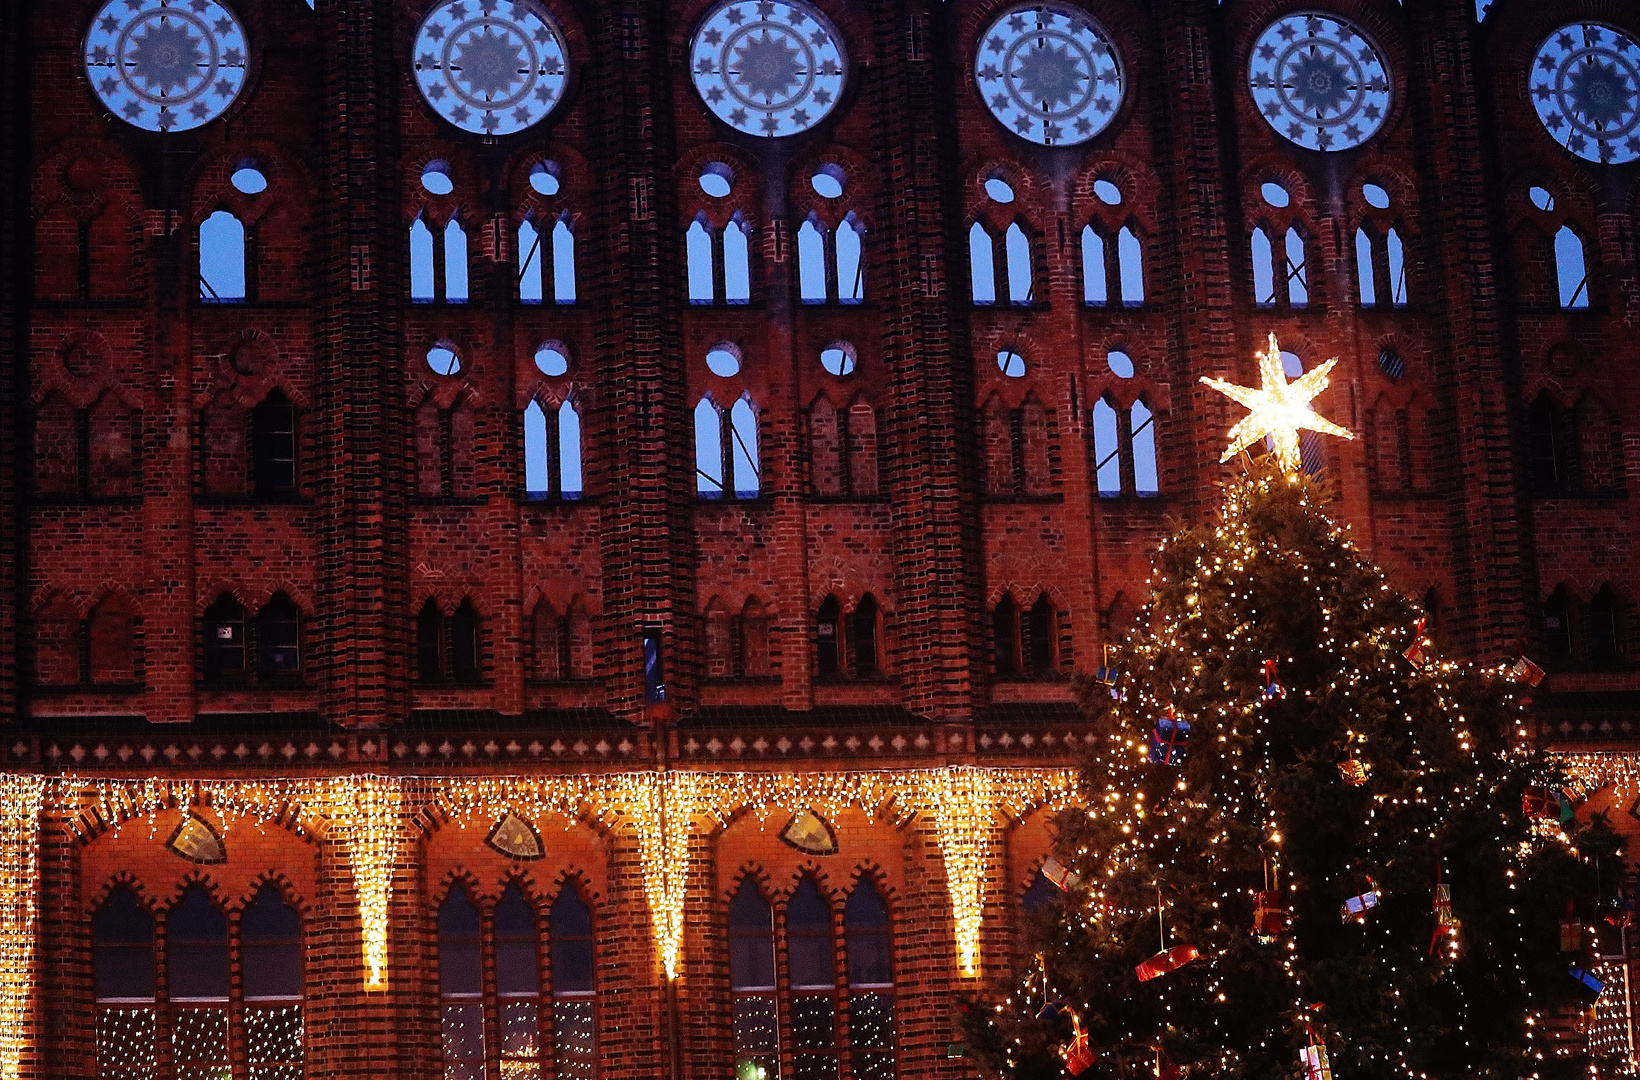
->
[964,459,1608,1080]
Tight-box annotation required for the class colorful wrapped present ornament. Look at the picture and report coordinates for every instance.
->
[1340,878,1382,923]
[1508,654,1546,687]
[1254,889,1288,943]
[1299,1030,1333,1080]
[1135,943,1199,982]
[1149,706,1191,766]
[1402,616,1428,666]
[1429,878,1459,956]
[1093,646,1122,700]
[1568,965,1605,1004]
[1337,759,1370,786]
[1060,1011,1098,1077]
[1523,785,1572,821]
[1040,856,1081,891]
[1262,658,1286,700]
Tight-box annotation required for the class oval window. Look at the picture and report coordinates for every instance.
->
[984,178,1015,203]
[422,163,454,196]
[812,166,845,199]
[820,343,856,376]
[700,163,733,199]
[1362,183,1391,209]
[530,163,561,196]
[706,347,741,377]
[534,345,569,376]
[427,343,461,376]
[1261,182,1290,208]
[1093,179,1122,206]
[1107,350,1135,378]
[1529,186,1555,212]
[996,349,1026,378]
[230,167,267,195]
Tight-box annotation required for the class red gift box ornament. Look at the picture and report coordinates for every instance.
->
[1262,658,1286,701]
[1060,1011,1098,1077]
[1149,706,1191,766]
[1254,859,1288,944]
[1340,877,1382,923]
[1508,653,1546,687]
[1041,856,1081,891]
[1429,867,1459,957]
[1523,784,1572,821]
[1402,616,1428,666]
[1337,733,1370,786]
[1136,885,1199,982]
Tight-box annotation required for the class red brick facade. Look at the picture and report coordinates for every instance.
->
[2,0,1639,1076]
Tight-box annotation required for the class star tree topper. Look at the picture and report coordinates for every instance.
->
[1200,332,1355,472]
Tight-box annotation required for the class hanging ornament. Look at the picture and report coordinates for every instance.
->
[1136,884,1200,981]
[1340,877,1382,923]
[1560,902,1584,953]
[1508,653,1546,687]
[1149,706,1192,766]
[1523,785,1573,822]
[1040,855,1081,892]
[1153,1046,1183,1080]
[1568,965,1606,1004]
[1060,1011,1098,1077]
[1429,866,1459,957]
[1603,898,1634,930]
[1261,658,1286,700]
[1337,733,1370,786]
[1094,646,1123,700]
[1299,1025,1334,1080]
[1402,616,1429,666]
[1254,859,1288,944]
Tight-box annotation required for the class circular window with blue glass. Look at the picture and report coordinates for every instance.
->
[689,0,848,138]
[83,0,249,132]
[412,0,570,136]
[1247,12,1391,152]
[1529,22,1640,166]
[974,3,1123,147]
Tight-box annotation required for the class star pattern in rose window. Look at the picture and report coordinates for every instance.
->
[82,0,249,133]
[973,3,1123,147]
[1247,12,1391,153]
[412,0,569,137]
[1530,22,1640,166]
[690,0,847,138]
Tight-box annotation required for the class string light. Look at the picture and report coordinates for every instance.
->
[40,766,1077,991]
[0,777,42,1080]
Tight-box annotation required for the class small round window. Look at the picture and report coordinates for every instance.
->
[1107,350,1134,378]
[427,342,462,376]
[530,162,561,196]
[706,345,742,377]
[534,344,569,376]
[1529,186,1556,212]
[231,165,267,194]
[811,165,845,199]
[984,177,1016,203]
[1280,351,1303,379]
[1093,179,1122,206]
[1362,182,1391,209]
[1260,181,1290,208]
[700,162,733,198]
[820,342,856,376]
[422,162,454,196]
[996,349,1026,378]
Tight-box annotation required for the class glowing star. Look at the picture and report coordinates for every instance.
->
[1200,332,1354,472]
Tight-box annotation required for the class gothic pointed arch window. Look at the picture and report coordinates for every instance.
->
[1081,225,1107,305]
[787,879,839,1077]
[552,888,598,1079]
[444,218,470,303]
[1528,394,1571,492]
[94,887,156,1078]
[799,216,828,303]
[203,595,246,684]
[1587,585,1622,668]
[523,397,585,500]
[1005,222,1033,304]
[969,223,997,305]
[1555,225,1590,309]
[849,595,882,679]
[494,884,542,1078]
[242,885,304,1078]
[256,593,301,680]
[1116,225,1144,306]
[199,210,247,303]
[169,886,230,1078]
[1023,596,1059,677]
[1543,586,1576,663]
[252,391,297,496]
[993,595,1021,679]
[846,882,896,1080]
[836,214,864,302]
[687,217,716,303]
[439,888,484,1080]
[729,884,779,1079]
[816,596,841,681]
[411,216,436,301]
[417,600,445,682]
[1251,226,1276,307]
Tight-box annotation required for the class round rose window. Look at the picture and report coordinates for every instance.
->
[412,0,570,136]
[974,3,1123,146]
[689,0,848,138]
[1247,12,1391,152]
[1529,22,1640,165]
[83,0,250,132]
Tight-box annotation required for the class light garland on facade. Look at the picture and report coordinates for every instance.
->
[0,776,43,1080]
[29,766,1077,1000]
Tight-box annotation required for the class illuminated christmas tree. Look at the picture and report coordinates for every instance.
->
[964,337,1627,1080]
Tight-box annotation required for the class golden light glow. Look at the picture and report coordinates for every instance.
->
[1200,332,1355,472]
[44,767,1078,989]
[0,777,43,1080]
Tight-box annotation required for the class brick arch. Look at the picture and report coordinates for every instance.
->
[542,866,604,911]
[431,867,491,909]
[841,860,900,908]
[1073,153,1163,235]
[193,372,311,415]
[508,142,593,213]
[963,157,1053,231]
[771,863,844,906]
[30,585,88,621]
[85,871,158,918]
[1240,155,1320,225]
[723,862,778,903]
[234,870,312,917]
[155,868,236,916]
[195,582,254,617]
[787,143,875,227]
[236,582,318,619]
[402,142,482,225]
[32,138,147,210]
[85,582,142,618]
[187,140,317,227]
[1347,154,1423,217]
[408,367,485,413]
